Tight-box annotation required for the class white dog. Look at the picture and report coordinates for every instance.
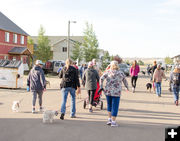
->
[43,110,58,123]
[12,101,20,112]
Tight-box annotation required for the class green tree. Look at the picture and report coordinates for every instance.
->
[27,36,34,45]
[101,51,110,70]
[35,25,52,62]
[164,56,173,64]
[138,60,144,66]
[82,22,99,62]
[71,41,83,63]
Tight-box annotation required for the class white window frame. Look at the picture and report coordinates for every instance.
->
[5,32,10,42]
[21,35,24,44]
[13,34,17,43]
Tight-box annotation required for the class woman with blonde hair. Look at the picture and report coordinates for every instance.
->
[130,60,140,93]
[170,65,180,106]
[59,58,80,120]
[100,61,129,127]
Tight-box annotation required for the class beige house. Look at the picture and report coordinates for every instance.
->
[172,54,180,64]
[31,36,84,61]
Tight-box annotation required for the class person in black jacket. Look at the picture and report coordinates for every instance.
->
[27,60,46,113]
[59,59,80,120]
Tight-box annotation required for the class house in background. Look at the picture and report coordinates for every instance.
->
[31,36,84,61]
[0,12,32,70]
[172,54,180,64]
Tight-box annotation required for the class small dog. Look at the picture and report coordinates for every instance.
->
[43,110,58,123]
[141,71,146,75]
[12,99,23,112]
[45,80,50,88]
[12,101,20,112]
[146,83,152,93]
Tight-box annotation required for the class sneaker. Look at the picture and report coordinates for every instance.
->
[32,108,35,114]
[106,119,112,125]
[60,113,64,120]
[39,107,43,112]
[175,100,178,106]
[70,115,76,118]
[89,108,93,113]
[111,121,119,127]
[132,88,135,93]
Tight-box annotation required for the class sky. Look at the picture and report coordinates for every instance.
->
[0,0,180,58]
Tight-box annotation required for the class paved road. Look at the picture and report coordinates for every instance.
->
[0,74,179,141]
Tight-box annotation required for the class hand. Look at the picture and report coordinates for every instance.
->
[77,87,81,94]
[43,88,46,92]
[98,88,104,94]
[27,86,30,92]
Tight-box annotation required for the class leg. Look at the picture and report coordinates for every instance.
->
[134,76,138,89]
[89,90,96,110]
[60,88,68,115]
[32,91,37,108]
[111,96,120,121]
[70,87,76,117]
[37,91,43,108]
[131,77,134,88]
[106,95,112,118]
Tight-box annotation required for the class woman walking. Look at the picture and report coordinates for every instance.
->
[170,66,180,106]
[100,61,129,127]
[153,64,166,97]
[59,59,80,120]
[130,60,140,93]
[82,61,99,112]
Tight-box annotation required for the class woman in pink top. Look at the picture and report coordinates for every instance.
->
[130,60,140,93]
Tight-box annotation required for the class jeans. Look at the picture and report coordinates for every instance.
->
[32,91,43,107]
[173,86,180,102]
[131,76,138,88]
[155,82,161,96]
[106,95,120,117]
[61,87,76,116]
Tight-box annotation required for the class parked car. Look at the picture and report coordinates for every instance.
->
[119,63,130,76]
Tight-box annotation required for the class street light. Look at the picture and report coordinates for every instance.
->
[67,20,76,59]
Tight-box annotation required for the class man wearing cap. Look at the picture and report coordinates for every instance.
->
[27,60,46,113]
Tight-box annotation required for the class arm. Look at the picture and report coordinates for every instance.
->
[59,67,64,79]
[99,72,108,89]
[82,70,86,86]
[137,65,140,73]
[96,70,100,83]
[75,69,80,88]
[27,71,31,87]
[40,69,46,89]
[122,73,129,90]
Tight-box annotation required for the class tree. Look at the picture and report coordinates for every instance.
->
[138,60,144,66]
[71,41,83,63]
[27,36,34,45]
[34,25,52,62]
[165,56,173,64]
[82,22,99,62]
[101,51,110,70]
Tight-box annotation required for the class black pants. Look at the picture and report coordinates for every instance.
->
[131,76,138,88]
[87,90,96,105]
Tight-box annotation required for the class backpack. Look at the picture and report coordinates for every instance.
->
[173,73,180,85]
[63,67,74,83]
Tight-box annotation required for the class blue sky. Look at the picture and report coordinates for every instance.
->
[0,0,180,58]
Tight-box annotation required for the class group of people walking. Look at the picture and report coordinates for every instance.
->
[27,58,180,127]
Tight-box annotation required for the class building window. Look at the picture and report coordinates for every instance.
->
[62,47,67,52]
[13,34,17,43]
[5,32,10,42]
[21,35,24,44]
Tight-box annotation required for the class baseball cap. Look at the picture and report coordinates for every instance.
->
[35,60,43,65]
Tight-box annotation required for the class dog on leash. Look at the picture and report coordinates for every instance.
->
[12,99,23,112]
[141,71,146,75]
[146,83,152,93]
[45,80,50,88]
[43,110,58,123]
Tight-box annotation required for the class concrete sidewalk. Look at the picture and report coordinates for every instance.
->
[0,74,179,141]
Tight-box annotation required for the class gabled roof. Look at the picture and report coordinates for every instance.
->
[172,54,180,59]
[0,12,29,36]
[8,47,32,58]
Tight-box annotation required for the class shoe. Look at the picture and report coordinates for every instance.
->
[70,115,76,118]
[32,108,35,114]
[106,119,112,125]
[89,108,93,113]
[60,113,64,120]
[39,107,43,112]
[132,88,135,93]
[175,100,178,106]
[111,121,119,127]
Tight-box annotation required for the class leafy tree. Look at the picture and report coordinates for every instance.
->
[138,60,144,66]
[71,41,83,63]
[164,56,173,64]
[34,25,52,62]
[82,22,99,62]
[27,36,34,45]
[101,51,110,70]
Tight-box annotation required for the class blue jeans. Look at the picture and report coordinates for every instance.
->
[155,82,161,96]
[61,87,76,116]
[173,86,180,102]
[106,95,120,117]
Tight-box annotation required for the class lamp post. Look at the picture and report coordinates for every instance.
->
[67,20,76,59]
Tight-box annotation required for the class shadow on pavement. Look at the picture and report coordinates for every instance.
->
[0,118,167,141]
